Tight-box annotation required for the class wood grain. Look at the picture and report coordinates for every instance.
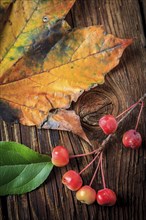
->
[0,0,146,219]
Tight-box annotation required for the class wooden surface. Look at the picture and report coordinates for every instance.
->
[0,0,146,219]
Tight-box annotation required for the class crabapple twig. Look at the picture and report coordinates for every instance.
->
[96,93,146,153]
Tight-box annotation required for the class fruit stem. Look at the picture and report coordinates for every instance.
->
[89,153,102,186]
[135,101,144,130]
[116,102,139,119]
[116,93,146,119]
[79,152,100,175]
[117,101,142,125]
[69,149,97,159]
[100,152,106,189]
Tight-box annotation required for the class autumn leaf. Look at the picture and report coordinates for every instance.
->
[0,0,14,9]
[0,0,132,143]
[0,0,14,32]
[0,0,76,77]
[0,20,71,83]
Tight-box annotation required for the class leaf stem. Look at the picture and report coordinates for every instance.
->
[135,101,144,130]
[89,153,102,186]
[79,152,100,175]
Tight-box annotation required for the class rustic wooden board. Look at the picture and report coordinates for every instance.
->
[0,0,146,219]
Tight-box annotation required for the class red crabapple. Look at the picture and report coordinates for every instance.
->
[51,146,69,167]
[122,129,142,149]
[62,170,83,191]
[96,188,117,206]
[99,115,118,134]
[76,185,96,205]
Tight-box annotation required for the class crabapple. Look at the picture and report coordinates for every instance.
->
[62,170,83,191]
[122,129,142,149]
[99,115,118,134]
[76,185,96,205]
[51,146,69,167]
[96,188,117,206]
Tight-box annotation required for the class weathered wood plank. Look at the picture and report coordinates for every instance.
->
[138,0,146,46]
[0,0,146,219]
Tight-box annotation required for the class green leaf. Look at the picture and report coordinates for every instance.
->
[0,141,53,195]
